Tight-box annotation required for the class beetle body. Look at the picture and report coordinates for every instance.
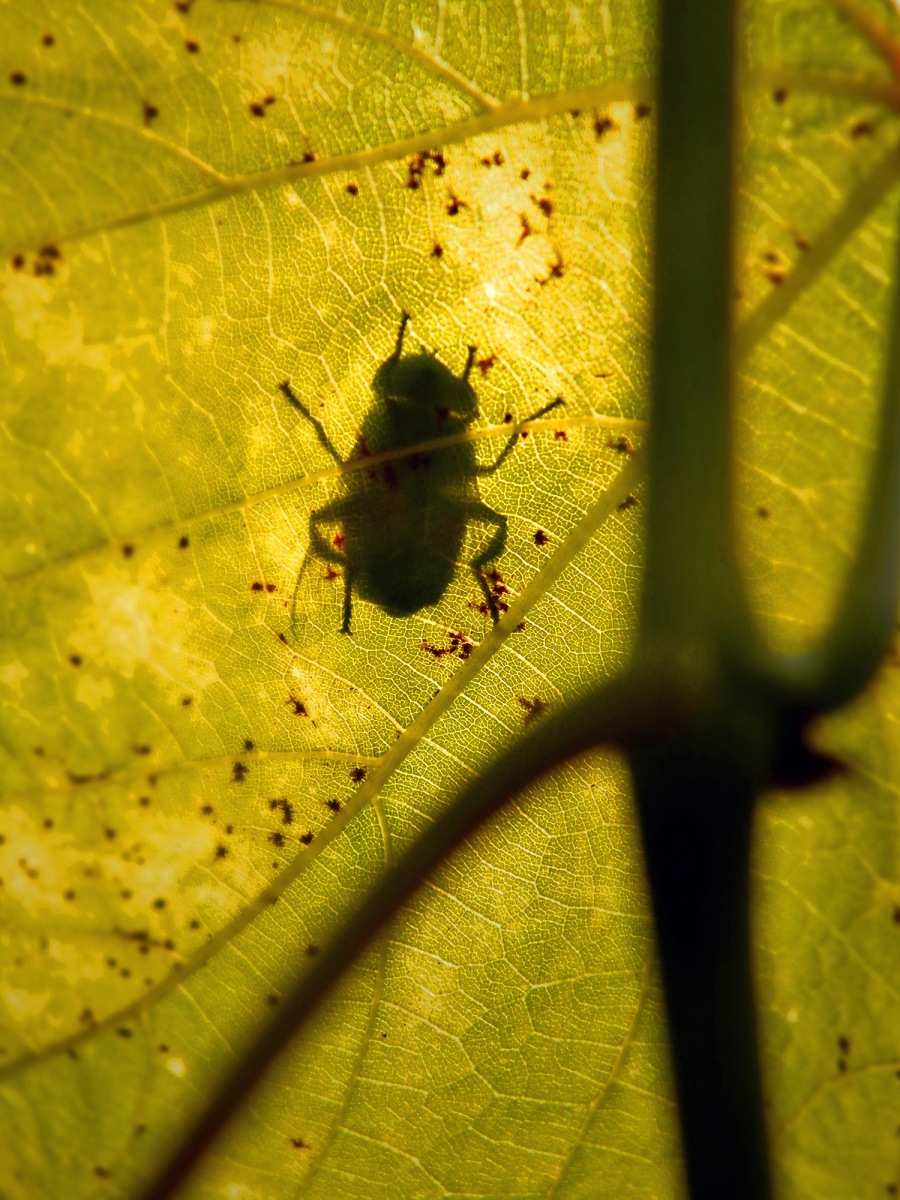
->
[280,315,560,634]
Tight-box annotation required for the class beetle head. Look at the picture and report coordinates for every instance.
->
[374,352,479,424]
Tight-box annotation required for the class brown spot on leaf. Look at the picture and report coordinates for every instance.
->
[594,113,615,139]
[517,696,547,724]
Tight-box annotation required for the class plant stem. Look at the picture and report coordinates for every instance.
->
[641,0,744,648]
[629,705,772,1200]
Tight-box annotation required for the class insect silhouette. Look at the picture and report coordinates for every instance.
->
[279,314,563,634]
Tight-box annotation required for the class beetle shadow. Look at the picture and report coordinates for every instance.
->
[280,316,562,640]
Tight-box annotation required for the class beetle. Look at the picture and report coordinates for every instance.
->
[279,314,562,634]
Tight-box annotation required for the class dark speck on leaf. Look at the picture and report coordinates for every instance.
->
[607,434,635,455]
[635,102,651,118]
[350,766,367,782]
[477,355,495,376]
[346,182,358,195]
[291,1137,309,1149]
[299,831,314,845]
[250,102,265,117]
[143,101,159,124]
[617,493,640,511]
[95,1167,111,1179]
[122,544,134,558]
[520,167,531,180]
[534,529,549,546]
[9,72,26,86]
[215,843,228,859]
[517,214,532,244]
[244,738,255,752]
[139,796,150,807]
[117,1027,132,1038]
[184,39,199,52]
[535,196,553,218]
[268,831,285,847]
[199,802,212,814]
[152,898,166,910]
[178,534,189,548]
[69,654,82,667]
[431,243,443,257]
[305,943,319,955]
[447,195,465,216]
[287,694,308,716]
[270,797,294,824]
[39,244,60,259]
[517,696,547,724]
[594,114,615,139]
[838,1036,851,1056]
[302,151,315,163]
[851,119,874,139]
[757,506,769,519]
[893,904,900,924]
[326,798,342,812]
[11,254,24,270]
[503,413,513,424]
[182,695,192,706]
[232,761,248,782]
[266,993,279,1006]
[42,33,55,46]
[773,87,788,104]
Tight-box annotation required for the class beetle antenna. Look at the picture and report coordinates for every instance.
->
[462,345,477,380]
[390,312,410,361]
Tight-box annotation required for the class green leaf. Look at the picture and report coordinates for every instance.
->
[0,1,898,1197]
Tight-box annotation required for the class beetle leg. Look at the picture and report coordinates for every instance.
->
[279,381,345,466]
[388,312,410,363]
[474,396,566,476]
[466,501,509,621]
[288,497,357,637]
[461,344,477,381]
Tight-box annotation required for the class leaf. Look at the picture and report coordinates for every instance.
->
[0,1,897,1198]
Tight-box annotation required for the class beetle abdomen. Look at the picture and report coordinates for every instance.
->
[355,540,458,616]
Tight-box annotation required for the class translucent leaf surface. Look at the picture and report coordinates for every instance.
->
[0,1,897,1197]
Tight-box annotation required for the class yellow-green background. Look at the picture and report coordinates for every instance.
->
[1,0,899,1195]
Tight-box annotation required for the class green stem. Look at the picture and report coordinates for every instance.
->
[629,711,772,1200]
[784,200,900,711]
[640,0,744,648]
